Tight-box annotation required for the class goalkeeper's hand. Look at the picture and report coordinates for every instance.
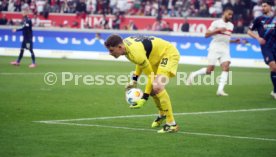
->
[129,99,146,109]
[125,80,137,91]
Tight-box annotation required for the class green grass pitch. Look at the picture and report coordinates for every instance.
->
[0,56,276,157]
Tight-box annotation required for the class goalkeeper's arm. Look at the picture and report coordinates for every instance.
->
[130,62,154,109]
[125,65,142,91]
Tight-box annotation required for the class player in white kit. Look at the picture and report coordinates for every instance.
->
[187,8,242,96]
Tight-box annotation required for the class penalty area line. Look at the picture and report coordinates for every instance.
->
[37,121,276,142]
[34,107,276,123]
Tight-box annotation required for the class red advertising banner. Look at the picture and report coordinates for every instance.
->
[1,12,214,33]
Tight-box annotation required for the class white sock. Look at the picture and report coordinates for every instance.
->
[158,115,165,118]
[167,121,176,126]
[193,67,207,76]
[218,71,228,92]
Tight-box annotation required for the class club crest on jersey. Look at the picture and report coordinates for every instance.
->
[263,23,275,29]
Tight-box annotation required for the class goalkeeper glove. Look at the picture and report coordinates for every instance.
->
[129,99,146,109]
[129,93,149,109]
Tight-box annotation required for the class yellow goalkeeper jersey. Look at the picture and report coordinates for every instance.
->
[123,36,180,95]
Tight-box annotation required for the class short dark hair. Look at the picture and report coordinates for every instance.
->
[223,7,233,13]
[104,34,123,48]
[262,0,274,6]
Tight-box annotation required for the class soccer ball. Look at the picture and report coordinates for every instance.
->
[126,88,143,105]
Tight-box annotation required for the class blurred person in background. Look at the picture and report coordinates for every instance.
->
[0,0,8,11]
[127,20,138,30]
[76,0,87,18]
[10,11,36,68]
[152,15,166,31]
[112,13,120,29]
[0,14,8,25]
[181,17,189,32]
[253,0,263,18]
[14,0,22,12]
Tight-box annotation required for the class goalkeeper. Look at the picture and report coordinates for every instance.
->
[104,34,180,133]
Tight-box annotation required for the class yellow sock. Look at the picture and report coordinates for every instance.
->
[156,90,175,124]
[152,95,166,116]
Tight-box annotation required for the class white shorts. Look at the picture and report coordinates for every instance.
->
[207,48,231,65]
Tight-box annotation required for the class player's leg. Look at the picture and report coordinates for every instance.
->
[11,44,25,66]
[154,46,180,133]
[187,50,217,85]
[268,61,276,99]
[217,61,230,96]
[152,74,179,133]
[28,42,36,68]
[151,89,166,128]
[150,66,166,128]
[186,65,215,85]
[261,46,276,99]
[216,50,231,96]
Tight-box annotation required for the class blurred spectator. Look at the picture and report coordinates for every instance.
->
[233,19,245,34]
[63,0,76,13]
[21,0,30,11]
[223,0,233,10]
[51,0,61,13]
[169,6,177,17]
[8,0,15,12]
[143,24,152,31]
[127,20,138,30]
[76,0,87,18]
[86,0,96,14]
[0,14,8,25]
[0,0,9,11]
[161,21,173,31]
[14,0,22,12]
[209,0,223,17]
[102,0,110,14]
[152,15,166,31]
[61,1,69,13]
[116,0,129,15]
[253,0,263,18]
[194,0,200,10]
[76,0,87,13]
[96,14,109,29]
[233,0,246,19]
[182,0,191,17]
[198,1,209,17]
[151,0,159,16]
[181,17,189,32]
[36,0,46,15]
[32,14,41,27]
[29,0,37,14]
[112,13,120,29]
[109,0,117,14]
[0,0,258,34]
[188,3,199,17]
[42,1,51,19]
[144,1,152,16]
[127,0,140,15]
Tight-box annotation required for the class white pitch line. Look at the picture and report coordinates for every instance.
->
[35,107,276,123]
[38,121,276,142]
[0,73,45,75]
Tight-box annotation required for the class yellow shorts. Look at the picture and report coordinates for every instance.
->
[154,46,180,78]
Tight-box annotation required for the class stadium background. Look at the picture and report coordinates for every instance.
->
[0,0,276,157]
